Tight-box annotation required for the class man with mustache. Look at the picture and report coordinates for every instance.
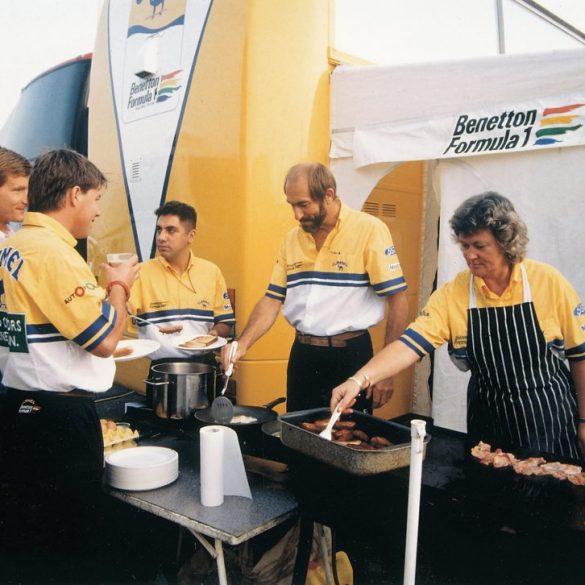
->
[223,161,408,412]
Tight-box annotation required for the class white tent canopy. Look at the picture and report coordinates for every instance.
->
[330,48,585,431]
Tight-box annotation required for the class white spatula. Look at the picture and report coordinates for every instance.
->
[210,341,238,424]
[319,407,342,441]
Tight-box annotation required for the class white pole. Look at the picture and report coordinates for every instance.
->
[403,419,426,585]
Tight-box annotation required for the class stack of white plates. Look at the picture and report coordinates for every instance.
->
[105,446,179,491]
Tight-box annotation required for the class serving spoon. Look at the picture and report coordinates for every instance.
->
[131,315,183,335]
[211,341,238,424]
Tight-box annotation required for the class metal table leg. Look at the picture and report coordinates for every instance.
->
[188,529,228,585]
[292,516,313,584]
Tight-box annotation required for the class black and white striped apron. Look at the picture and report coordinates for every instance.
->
[465,264,580,461]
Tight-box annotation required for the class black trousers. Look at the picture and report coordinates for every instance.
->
[286,332,373,413]
[0,389,104,548]
[0,388,176,584]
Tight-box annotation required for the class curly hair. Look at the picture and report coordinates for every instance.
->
[449,191,529,264]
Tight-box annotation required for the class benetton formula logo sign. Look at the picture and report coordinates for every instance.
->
[127,69,183,113]
[443,103,584,156]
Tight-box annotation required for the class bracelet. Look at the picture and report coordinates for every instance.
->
[347,376,363,390]
[347,372,372,391]
[578,418,585,424]
[106,280,130,301]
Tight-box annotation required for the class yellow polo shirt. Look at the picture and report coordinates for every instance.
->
[0,212,117,392]
[400,259,585,362]
[266,202,406,336]
[129,254,235,359]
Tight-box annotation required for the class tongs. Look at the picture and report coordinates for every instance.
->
[210,341,238,424]
[319,407,342,441]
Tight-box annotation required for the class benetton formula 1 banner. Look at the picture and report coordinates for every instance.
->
[109,0,212,261]
[351,98,585,166]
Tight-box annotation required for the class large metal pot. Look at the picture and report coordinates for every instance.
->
[148,362,217,419]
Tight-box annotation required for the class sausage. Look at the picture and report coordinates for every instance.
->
[300,422,320,433]
[113,345,133,358]
[334,420,356,430]
[352,429,370,442]
[347,442,375,450]
[370,435,392,448]
[312,419,330,431]
[333,429,354,442]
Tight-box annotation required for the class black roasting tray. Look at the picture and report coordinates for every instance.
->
[279,408,430,476]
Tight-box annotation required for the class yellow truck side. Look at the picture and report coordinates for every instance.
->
[87,0,421,417]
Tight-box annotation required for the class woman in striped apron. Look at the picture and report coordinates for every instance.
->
[331,192,585,462]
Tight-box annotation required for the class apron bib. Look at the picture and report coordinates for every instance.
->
[465,265,579,461]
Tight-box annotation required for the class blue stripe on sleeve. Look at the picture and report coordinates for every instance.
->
[401,327,435,354]
[373,276,407,295]
[74,302,116,349]
[399,336,425,358]
[566,341,585,359]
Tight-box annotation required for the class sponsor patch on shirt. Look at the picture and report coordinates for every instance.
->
[388,263,400,271]
[574,303,585,317]
[385,246,396,256]
[63,281,100,304]
[18,399,42,414]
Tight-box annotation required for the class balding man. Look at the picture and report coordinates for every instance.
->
[223,161,408,412]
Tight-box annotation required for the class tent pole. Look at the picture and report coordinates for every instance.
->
[403,420,426,585]
[496,0,506,54]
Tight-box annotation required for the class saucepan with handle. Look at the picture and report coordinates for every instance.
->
[195,396,286,428]
[195,396,286,454]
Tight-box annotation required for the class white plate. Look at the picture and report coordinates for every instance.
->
[173,335,228,353]
[106,446,179,491]
[114,339,160,362]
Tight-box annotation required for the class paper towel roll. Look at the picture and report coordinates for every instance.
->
[200,425,252,507]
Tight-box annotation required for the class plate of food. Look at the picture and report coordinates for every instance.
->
[113,339,160,362]
[173,334,228,352]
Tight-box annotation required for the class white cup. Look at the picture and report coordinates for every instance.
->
[106,252,133,267]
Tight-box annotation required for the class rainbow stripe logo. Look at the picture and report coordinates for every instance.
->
[156,70,182,103]
[534,103,584,146]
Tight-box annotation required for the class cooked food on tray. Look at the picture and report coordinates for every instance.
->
[100,418,139,447]
[113,345,134,358]
[471,441,585,484]
[179,334,218,349]
[300,417,394,450]
[230,415,258,424]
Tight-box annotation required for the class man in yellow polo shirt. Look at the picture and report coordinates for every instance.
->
[0,149,140,579]
[129,200,235,369]
[223,161,408,413]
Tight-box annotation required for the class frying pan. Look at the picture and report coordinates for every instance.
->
[194,397,286,427]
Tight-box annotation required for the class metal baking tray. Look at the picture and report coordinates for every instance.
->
[279,408,430,476]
